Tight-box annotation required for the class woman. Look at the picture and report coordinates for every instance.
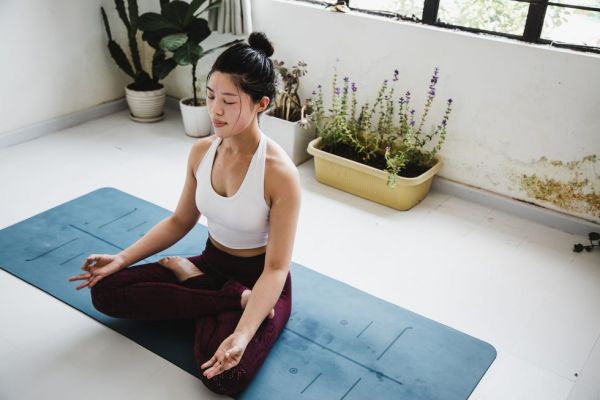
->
[67,31,301,396]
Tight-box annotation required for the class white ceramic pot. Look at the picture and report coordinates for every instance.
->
[179,97,213,137]
[260,107,316,165]
[125,85,166,120]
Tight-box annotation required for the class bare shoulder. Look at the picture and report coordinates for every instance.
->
[264,136,301,206]
[189,135,219,176]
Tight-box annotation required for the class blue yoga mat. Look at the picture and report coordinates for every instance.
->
[0,187,496,399]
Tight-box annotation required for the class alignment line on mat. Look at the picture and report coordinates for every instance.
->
[284,328,403,386]
[126,221,147,231]
[98,208,138,228]
[60,251,85,265]
[356,321,373,338]
[26,237,79,261]
[69,224,124,250]
[301,372,322,394]
[377,327,413,361]
[340,378,361,400]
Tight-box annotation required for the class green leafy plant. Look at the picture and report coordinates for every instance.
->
[271,59,313,123]
[138,0,244,106]
[101,0,171,90]
[573,232,600,252]
[307,65,453,188]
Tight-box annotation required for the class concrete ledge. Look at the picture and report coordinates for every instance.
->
[432,176,599,237]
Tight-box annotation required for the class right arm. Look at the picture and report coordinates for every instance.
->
[117,140,205,269]
[69,138,213,290]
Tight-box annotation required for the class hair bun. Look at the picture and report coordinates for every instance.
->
[248,31,274,57]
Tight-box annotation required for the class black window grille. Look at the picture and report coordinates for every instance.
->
[294,0,600,54]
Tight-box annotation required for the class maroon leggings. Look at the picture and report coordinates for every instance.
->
[90,237,292,396]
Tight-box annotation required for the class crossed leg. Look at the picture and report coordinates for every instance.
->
[90,259,246,320]
[193,272,293,396]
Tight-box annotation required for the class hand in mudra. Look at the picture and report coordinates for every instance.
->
[201,332,250,379]
[67,254,125,290]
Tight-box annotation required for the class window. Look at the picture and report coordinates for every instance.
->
[296,0,600,54]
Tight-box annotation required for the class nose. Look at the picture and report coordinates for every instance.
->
[209,102,224,118]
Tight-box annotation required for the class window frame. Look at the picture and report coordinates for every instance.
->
[295,0,600,55]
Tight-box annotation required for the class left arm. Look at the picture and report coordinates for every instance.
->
[235,165,301,339]
[201,163,301,379]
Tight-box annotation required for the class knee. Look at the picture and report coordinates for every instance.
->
[90,276,123,317]
[199,365,251,396]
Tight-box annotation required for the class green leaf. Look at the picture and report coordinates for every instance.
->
[108,40,135,78]
[589,232,600,241]
[184,0,206,26]
[164,1,190,27]
[198,0,223,15]
[100,7,112,40]
[173,41,202,65]
[160,0,170,13]
[152,53,178,80]
[138,12,181,32]
[188,18,211,44]
[128,0,139,31]
[115,0,131,32]
[159,33,188,52]
[142,28,178,49]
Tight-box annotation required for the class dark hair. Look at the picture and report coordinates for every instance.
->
[206,32,277,118]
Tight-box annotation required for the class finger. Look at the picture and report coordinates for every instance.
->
[68,272,92,282]
[75,279,91,291]
[88,274,102,288]
[201,355,217,370]
[81,255,97,270]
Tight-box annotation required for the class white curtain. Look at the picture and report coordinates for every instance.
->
[208,0,253,36]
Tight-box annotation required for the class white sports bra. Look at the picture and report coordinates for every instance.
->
[195,133,270,249]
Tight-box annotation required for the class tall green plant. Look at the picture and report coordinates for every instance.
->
[139,0,244,106]
[101,0,174,90]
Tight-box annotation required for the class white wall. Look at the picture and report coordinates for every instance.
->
[0,1,131,135]
[2,0,598,223]
[249,0,600,223]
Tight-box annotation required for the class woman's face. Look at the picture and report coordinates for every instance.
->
[206,71,268,138]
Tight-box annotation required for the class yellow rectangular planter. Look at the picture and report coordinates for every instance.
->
[307,137,442,210]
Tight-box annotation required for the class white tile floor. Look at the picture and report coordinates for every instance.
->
[1,107,599,400]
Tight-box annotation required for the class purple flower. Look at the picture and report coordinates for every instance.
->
[312,90,316,95]
[410,120,415,126]
[351,82,357,93]
[343,76,349,82]
[318,84,322,89]
[393,69,399,81]
[335,87,340,96]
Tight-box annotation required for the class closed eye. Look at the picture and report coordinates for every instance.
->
[207,97,235,105]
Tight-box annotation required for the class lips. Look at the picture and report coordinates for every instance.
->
[213,120,227,127]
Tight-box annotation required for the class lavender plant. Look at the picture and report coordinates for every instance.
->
[307,65,454,188]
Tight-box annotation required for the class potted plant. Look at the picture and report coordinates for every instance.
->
[260,59,316,165]
[101,0,176,122]
[306,66,453,210]
[138,0,244,137]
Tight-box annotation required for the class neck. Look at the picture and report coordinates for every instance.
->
[218,121,262,155]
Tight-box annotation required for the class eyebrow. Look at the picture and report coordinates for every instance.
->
[206,86,239,97]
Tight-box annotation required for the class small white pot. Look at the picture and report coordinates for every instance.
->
[179,97,213,137]
[260,107,316,165]
[125,85,166,120]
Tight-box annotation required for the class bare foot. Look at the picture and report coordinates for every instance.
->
[241,289,275,319]
[158,256,204,282]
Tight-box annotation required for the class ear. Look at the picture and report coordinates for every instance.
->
[258,96,270,112]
